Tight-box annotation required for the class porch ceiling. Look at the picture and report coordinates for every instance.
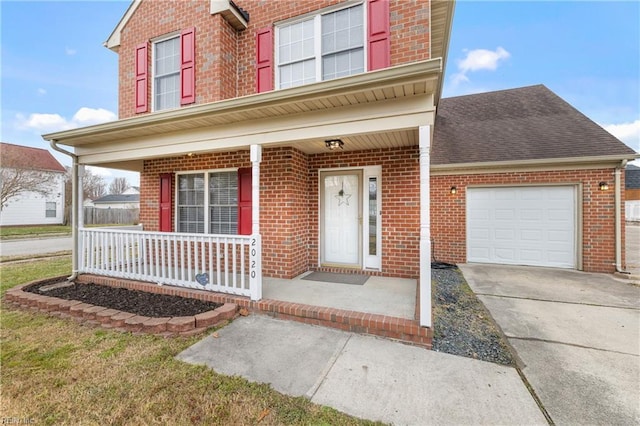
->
[43,59,441,170]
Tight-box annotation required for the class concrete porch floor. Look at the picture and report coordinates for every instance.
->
[263,273,417,320]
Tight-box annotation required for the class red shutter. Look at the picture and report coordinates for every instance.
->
[238,168,252,235]
[180,27,196,105]
[159,173,173,232]
[367,0,390,71]
[256,27,273,93]
[135,42,149,113]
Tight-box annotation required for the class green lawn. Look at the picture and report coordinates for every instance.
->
[0,257,379,425]
[0,225,71,239]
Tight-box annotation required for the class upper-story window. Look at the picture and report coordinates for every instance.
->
[276,3,364,89]
[153,36,181,111]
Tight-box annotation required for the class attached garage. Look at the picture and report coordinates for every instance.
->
[466,186,577,269]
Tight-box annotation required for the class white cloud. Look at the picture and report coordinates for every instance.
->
[72,107,117,126]
[603,119,640,152]
[37,88,47,95]
[65,46,77,56]
[16,107,116,133]
[451,47,510,86]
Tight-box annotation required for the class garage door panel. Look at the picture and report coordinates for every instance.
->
[495,228,516,241]
[495,209,515,220]
[521,229,543,241]
[467,186,576,269]
[521,209,543,220]
[520,249,543,263]
[470,228,490,240]
[548,230,570,242]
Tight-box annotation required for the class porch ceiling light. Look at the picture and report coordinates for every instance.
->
[598,181,609,191]
[325,139,344,150]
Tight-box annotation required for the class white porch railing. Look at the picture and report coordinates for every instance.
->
[79,227,258,298]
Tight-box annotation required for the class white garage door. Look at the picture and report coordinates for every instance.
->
[467,186,576,268]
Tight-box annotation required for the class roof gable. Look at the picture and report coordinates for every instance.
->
[0,142,66,173]
[432,85,637,166]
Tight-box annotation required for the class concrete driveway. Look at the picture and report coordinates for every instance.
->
[460,264,640,425]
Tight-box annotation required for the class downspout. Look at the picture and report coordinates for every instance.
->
[615,159,629,274]
[49,140,79,281]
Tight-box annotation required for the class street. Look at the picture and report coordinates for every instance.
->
[0,236,72,257]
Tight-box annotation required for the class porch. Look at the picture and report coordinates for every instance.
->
[44,61,440,333]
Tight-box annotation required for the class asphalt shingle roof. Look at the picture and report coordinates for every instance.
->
[626,164,640,189]
[0,142,66,172]
[432,85,637,165]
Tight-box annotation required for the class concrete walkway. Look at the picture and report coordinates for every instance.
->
[178,315,546,425]
[626,222,640,277]
[460,264,640,425]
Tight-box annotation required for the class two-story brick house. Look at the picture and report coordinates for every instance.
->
[44,0,452,343]
[43,0,636,345]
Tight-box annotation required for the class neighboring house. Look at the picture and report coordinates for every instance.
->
[625,164,640,221]
[41,0,636,335]
[91,193,140,209]
[123,186,140,195]
[0,142,66,226]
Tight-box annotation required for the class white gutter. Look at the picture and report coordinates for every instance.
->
[49,140,79,281]
[615,160,629,274]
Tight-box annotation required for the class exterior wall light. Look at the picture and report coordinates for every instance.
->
[325,139,344,150]
[450,186,457,195]
[598,181,609,191]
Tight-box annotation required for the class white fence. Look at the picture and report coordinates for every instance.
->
[79,228,258,298]
[626,201,640,222]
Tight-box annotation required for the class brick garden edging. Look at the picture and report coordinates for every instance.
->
[79,274,433,348]
[3,277,238,337]
[5,274,433,348]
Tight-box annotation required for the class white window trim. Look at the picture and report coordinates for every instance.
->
[174,168,238,234]
[274,1,367,90]
[45,201,57,218]
[151,31,181,113]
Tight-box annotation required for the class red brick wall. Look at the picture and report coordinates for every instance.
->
[431,168,625,273]
[119,1,237,118]
[118,0,431,118]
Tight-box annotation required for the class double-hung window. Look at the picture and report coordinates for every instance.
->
[176,171,238,235]
[153,36,180,111]
[45,202,56,218]
[276,3,365,89]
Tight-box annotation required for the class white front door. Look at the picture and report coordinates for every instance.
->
[321,172,361,266]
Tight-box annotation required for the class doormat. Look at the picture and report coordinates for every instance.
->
[301,271,369,285]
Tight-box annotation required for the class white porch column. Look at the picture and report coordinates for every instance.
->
[77,165,85,272]
[249,145,263,301]
[77,165,85,229]
[418,125,432,328]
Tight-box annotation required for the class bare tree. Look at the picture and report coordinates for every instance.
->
[109,177,130,195]
[63,167,107,207]
[62,167,107,224]
[0,152,57,210]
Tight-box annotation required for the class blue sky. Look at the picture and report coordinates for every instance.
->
[1,0,639,187]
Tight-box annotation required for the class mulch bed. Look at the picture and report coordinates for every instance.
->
[431,265,515,366]
[24,279,222,318]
